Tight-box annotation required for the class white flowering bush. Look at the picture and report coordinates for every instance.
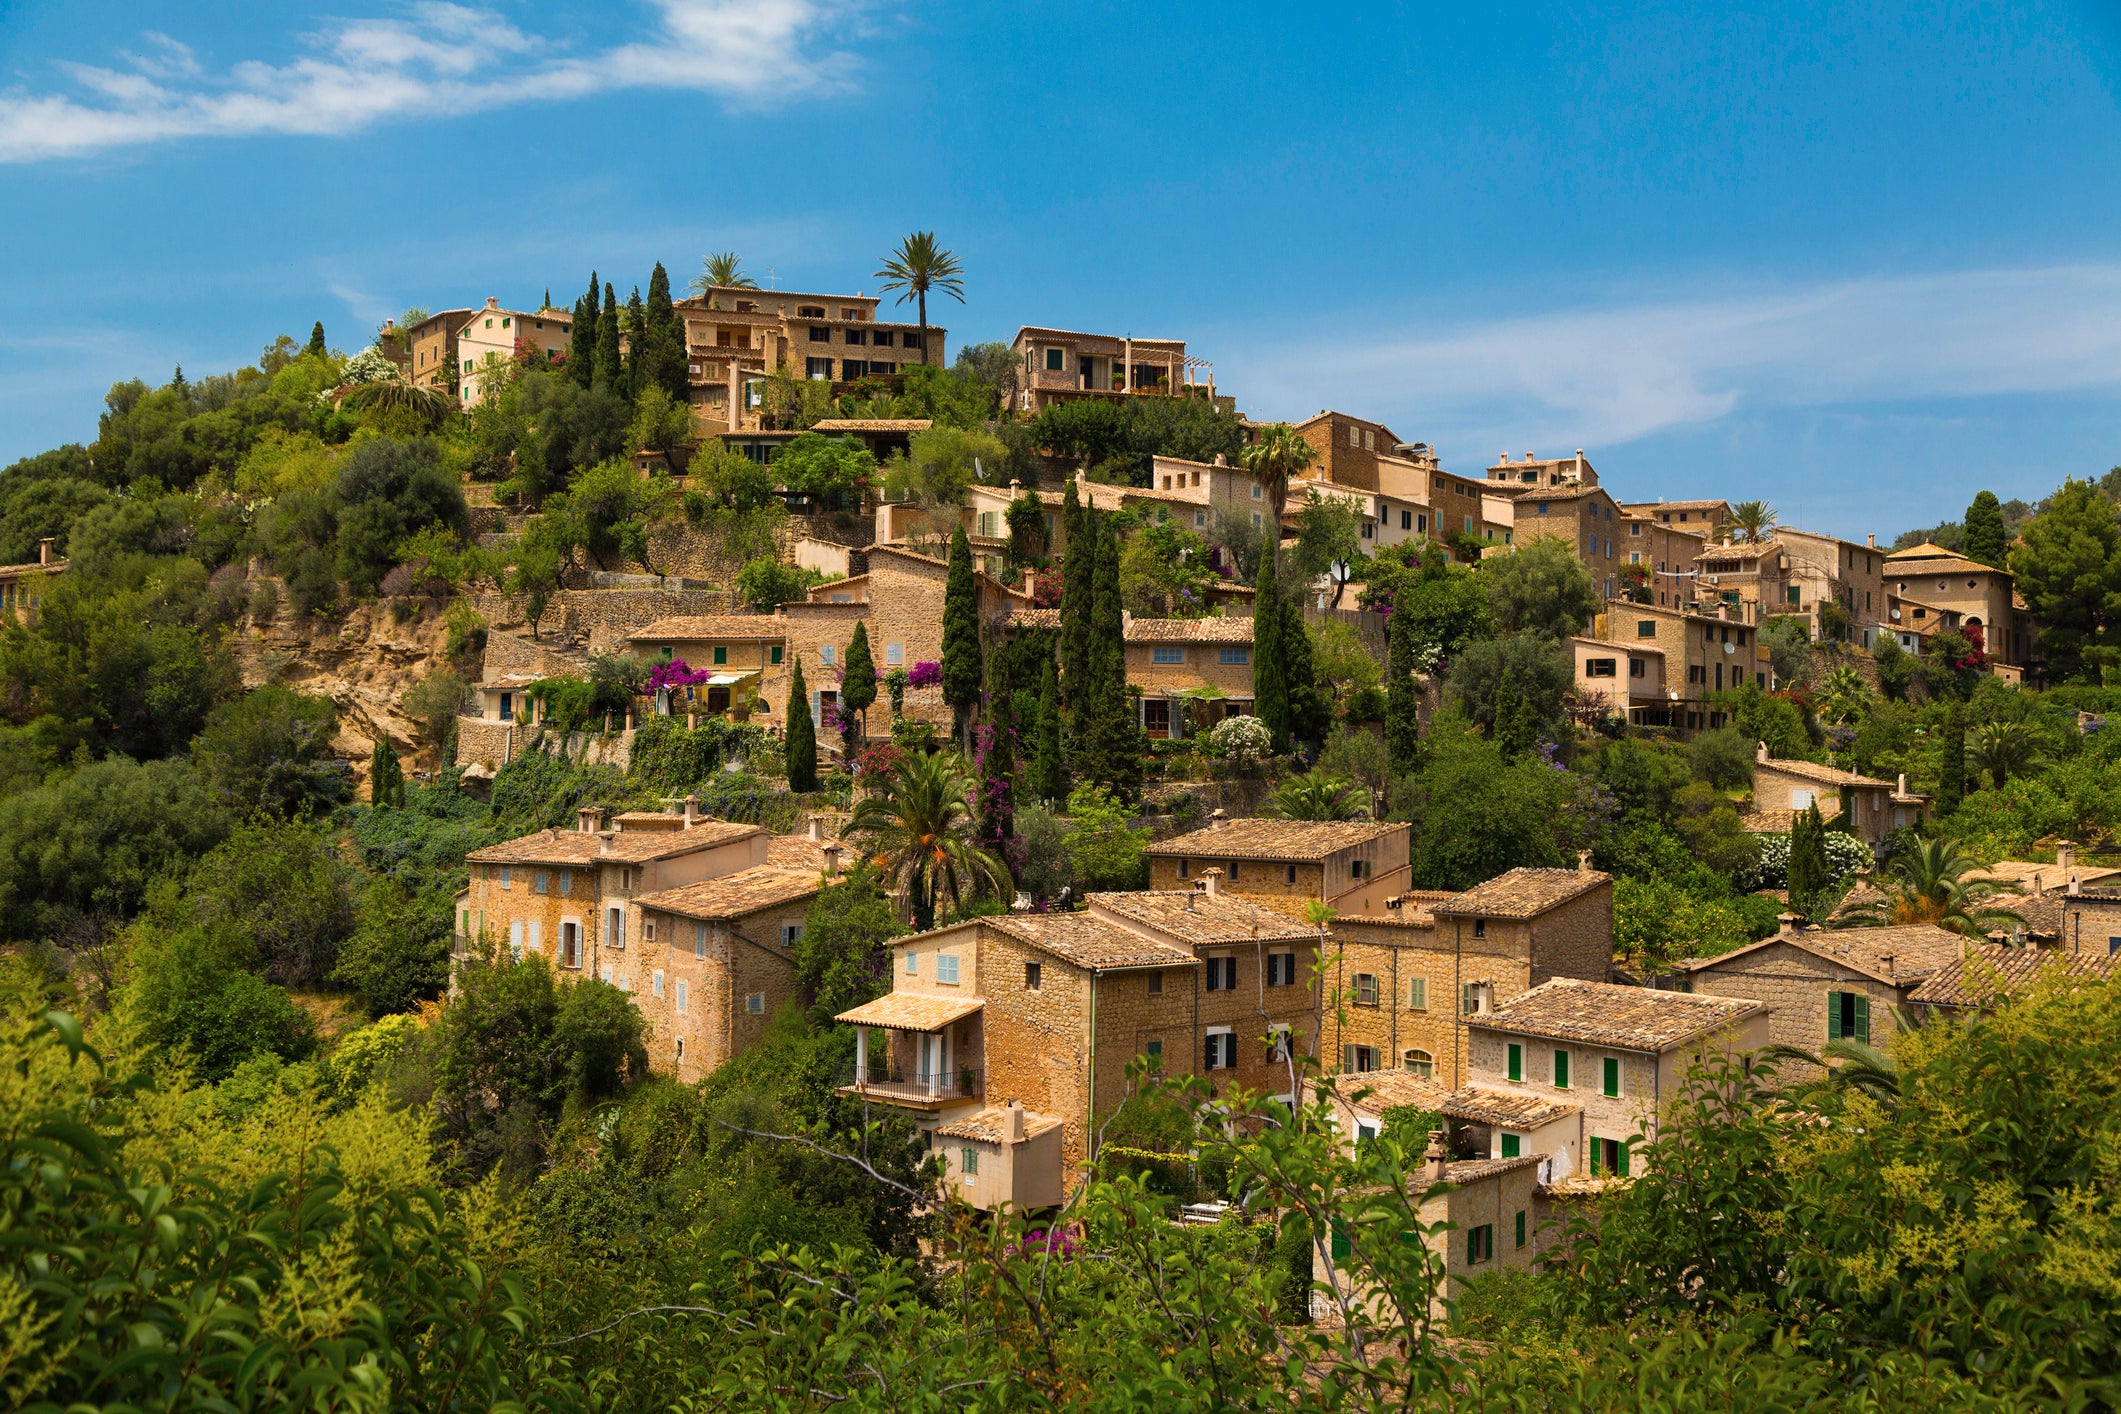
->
[1746,829,1873,890]
[1201,715,1273,773]
[340,346,397,385]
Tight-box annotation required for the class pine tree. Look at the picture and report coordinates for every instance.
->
[1936,702,1966,813]
[368,737,405,808]
[1964,489,2008,568]
[786,655,819,792]
[1253,542,1289,752]
[1385,599,1423,775]
[841,620,877,753]
[595,283,621,392]
[940,524,984,746]
[570,273,600,386]
[1028,656,1067,804]
[1059,482,1093,710]
[623,286,647,402]
[644,262,689,403]
[306,322,326,357]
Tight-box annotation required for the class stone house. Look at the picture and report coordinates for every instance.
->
[405,306,476,393]
[1463,979,1769,1179]
[1615,513,1707,605]
[935,1102,1067,1212]
[1884,542,2032,669]
[1569,634,1667,721]
[1009,326,1213,415]
[456,297,575,406]
[1322,866,1616,1089]
[1284,476,1429,559]
[625,614,788,717]
[1484,449,1602,493]
[1124,617,1257,735]
[833,883,1321,1199]
[1906,940,2119,1018]
[875,480,1069,575]
[1617,498,1731,543]
[1675,918,1968,1059]
[1590,602,1771,728]
[1751,743,1929,842]
[677,287,943,435]
[1495,484,1632,600]
[1693,530,1891,645]
[0,537,65,623]
[1291,410,1408,492]
[1145,819,1413,920]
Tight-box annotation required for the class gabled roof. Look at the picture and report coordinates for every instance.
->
[1907,942,2119,1008]
[1469,979,1763,1052]
[1431,868,1609,919]
[835,993,983,1030]
[937,1107,1065,1144]
[637,866,822,921]
[1331,1069,1456,1116]
[468,820,761,867]
[982,913,1197,971]
[1443,1086,1581,1129]
[1125,617,1253,643]
[1678,923,1968,986]
[1756,756,1893,789]
[809,418,931,433]
[1089,891,1316,947]
[627,615,787,642]
[1145,819,1402,863]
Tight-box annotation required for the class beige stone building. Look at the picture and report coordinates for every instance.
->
[1569,634,1667,721]
[1616,513,1707,606]
[1751,743,1929,842]
[1676,919,1967,1059]
[1145,819,1413,919]
[1884,542,2032,669]
[1485,449,1601,493]
[1618,498,1731,542]
[835,884,1321,1203]
[1125,617,1257,735]
[1290,410,1408,493]
[0,538,64,622]
[1497,484,1633,599]
[1009,327,1214,415]
[1588,602,1773,728]
[1322,866,1616,1087]
[457,297,575,406]
[625,615,788,717]
[405,306,475,393]
[1693,530,1890,645]
[678,287,944,436]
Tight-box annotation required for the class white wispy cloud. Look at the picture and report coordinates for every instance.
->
[1236,264,2121,454]
[0,0,863,163]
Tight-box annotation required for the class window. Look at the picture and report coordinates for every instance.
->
[713,646,728,666]
[1404,1049,1433,1078]
[643,920,656,943]
[534,871,549,894]
[1146,1038,1164,1059]
[1352,973,1379,1006]
[903,332,924,352]
[1462,982,1483,1014]
[1401,509,1413,531]
[961,1146,979,1176]
[1589,1137,1630,1176]
[652,970,665,998]
[822,645,836,666]
[1828,990,1870,1043]
[694,922,707,959]
[1205,1030,1237,1069]
[1507,1042,1523,1082]
[905,949,919,974]
[1152,645,1183,664]
[1350,859,1369,879]
[1252,512,1263,528]
[1586,658,1617,677]
[500,867,512,889]
[1537,501,1549,516]
[885,642,904,666]
[844,327,866,345]
[1177,859,1188,879]
[1045,347,1065,371]
[1500,1133,1520,1158]
[937,953,961,985]
[1251,483,1263,499]
[1194,511,1207,528]
[1602,1056,1621,1097]
[1267,1025,1292,1062]
[509,919,524,958]
[1227,862,1241,882]
[841,360,864,380]
[1466,1224,1494,1264]
[809,326,831,343]
[871,330,894,347]
[746,992,766,1014]
[1147,970,1163,995]
[1472,919,1486,939]
[1629,658,1646,679]
[770,645,784,665]
[1552,1049,1570,1088]
[1790,788,1814,810]
[1205,956,1236,991]
[560,921,581,968]
[805,356,833,378]
[559,870,571,896]
[1217,647,1251,665]
[1515,1210,1527,1249]
[1342,1044,1378,1073]
[1637,619,1657,638]
[1349,425,1360,447]
[1287,863,1299,884]
[1024,961,1042,990]
[607,907,624,950]
[977,510,999,538]
[1408,976,1428,1010]
[1267,951,1296,986]
[782,924,804,948]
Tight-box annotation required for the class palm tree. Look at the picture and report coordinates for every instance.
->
[1968,720,2044,790]
[1727,500,1778,545]
[1818,664,1872,724]
[1262,771,1369,821]
[1761,1035,1902,1104]
[845,749,1010,932]
[1241,423,1317,524]
[1833,837,2019,938]
[342,376,452,424]
[874,232,965,350]
[689,252,758,298]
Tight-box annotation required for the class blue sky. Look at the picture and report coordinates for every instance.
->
[3,0,2120,540]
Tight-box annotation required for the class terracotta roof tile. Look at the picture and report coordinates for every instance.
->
[766,833,844,870]
[983,913,1199,970]
[1680,923,1968,985]
[1443,1086,1581,1129]
[637,866,821,921]
[1089,891,1316,947]
[1124,617,1254,643]
[1906,942,2120,1008]
[1440,1154,1548,1183]
[1470,978,1763,1051]
[834,993,983,1029]
[1008,609,1061,630]
[809,418,932,432]
[1431,868,1609,919]
[468,820,761,867]
[627,615,786,642]
[935,1106,1066,1143]
[1146,819,1403,863]
[1757,756,1894,789]
[1739,808,1796,833]
[1332,1069,1457,1115]
[1970,859,2121,891]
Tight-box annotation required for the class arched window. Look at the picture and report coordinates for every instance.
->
[1404,1049,1434,1079]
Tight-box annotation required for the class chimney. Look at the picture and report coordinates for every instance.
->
[2032,871,2044,897]
[38,537,54,566]
[1775,912,1801,938]
[1212,453,1228,467]
[1897,772,1908,796]
[1201,867,1223,898]
[1209,808,1227,829]
[1756,740,1769,763]
[807,816,824,843]
[1866,534,1877,549]
[2068,873,2082,896]
[484,296,499,309]
[2058,841,2075,871]
[1022,570,1035,601]
[597,831,615,857]
[822,843,842,880]
[1005,1100,1025,1143]
[682,793,700,827]
[1385,894,1403,913]
[1577,848,1593,872]
[1424,1130,1449,1184]
[577,806,604,833]
[1882,953,1896,979]
[1184,890,1196,912]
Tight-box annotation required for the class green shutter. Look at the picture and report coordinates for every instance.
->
[1507,1043,1522,1082]
[1330,1222,1350,1260]
[1603,1056,1620,1097]
[1827,992,1843,1041]
[1554,1050,1569,1089]
[1853,993,1870,1045]
[1501,1134,1520,1158]
[1515,1211,1526,1248]
[1588,1139,1602,1176]
[1618,1140,1631,1177]
[1466,1227,1480,1264]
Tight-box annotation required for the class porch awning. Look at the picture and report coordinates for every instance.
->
[836,992,983,1031]
[703,671,758,686]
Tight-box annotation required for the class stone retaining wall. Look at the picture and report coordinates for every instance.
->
[454,716,636,772]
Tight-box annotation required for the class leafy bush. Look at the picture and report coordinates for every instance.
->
[1746,829,1872,890]
[1201,714,1273,771]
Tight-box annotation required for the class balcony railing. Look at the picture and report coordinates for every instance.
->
[840,1065,984,1104]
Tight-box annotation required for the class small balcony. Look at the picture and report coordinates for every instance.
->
[839,1064,984,1109]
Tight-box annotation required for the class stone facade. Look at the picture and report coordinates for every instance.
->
[678,287,943,436]
[629,892,815,1081]
[1590,602,1771,728]
[1884,543,2032,667]
[1145,820,1414,918]
[1292,410,1405,494]
[406,307,474,393]
[1681,938,1921,1056]
[1509,485,1631,600]
[1313,1156,1546,1321]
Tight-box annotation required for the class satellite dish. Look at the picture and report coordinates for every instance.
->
[1329,559,1352,584]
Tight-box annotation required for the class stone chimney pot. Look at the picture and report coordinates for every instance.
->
[1005,1100,1025,1143]
[807,817,824,843]
[2068,873,2082,896]
[682,793,700,826]
[822,843,842,880]
[1577,848,1593,872]
[38,537,54,566]
[1201,867,1222,898]
[1897,772,1908,795]
[1424,1130,1449,1184]
[1756,740,1770,763]
[598,832,615,856]
[2058,841,2075,871]
[1775,912,1801,937]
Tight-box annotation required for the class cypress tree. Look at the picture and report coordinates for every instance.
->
[1788,804,1829,908]
[623,286,647,402]
[1089,514,1124,698]
[841,620,877,753]
[940,524,984,746]
[1280,578,1328,746]
[1059,482,1093,710]
[785,655,818,792]
[1080,516,1145,802]
[1253,542,1289,752]
[645,262,689,402]
[1963,490,2008,568]
[977,658,1017,861]
[1028,656,1067,804]
[595,283,621,392]
[306,321,326,357]
[369,737,405,808]
[1385,599,1423,775]
[570,273,600,386]
[1936,702,1966,814]
[542,287,552,310]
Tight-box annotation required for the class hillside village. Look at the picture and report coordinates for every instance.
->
[3,242,2121,1406]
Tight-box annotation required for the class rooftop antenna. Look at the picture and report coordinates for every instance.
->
[767,267,778,290]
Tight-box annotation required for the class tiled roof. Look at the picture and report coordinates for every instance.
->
[984,912,1199,970]
[1987,891,2064,940]
[1970,859,2121,891]
[935,1106,1065,1144]
[1440,1154,1548,1183]
[1431,867,1610,919]
[627,616,787,641]
[1906,942,2120,1008]
[1443,1086,1581,1129]
[1757,756,1894,788]
[1619,500,1728,513]
[1332,1069,1457,1115]
[1336,889,1459,929]
[808,418,932,432]
[765,833,844,871]
[1008,609,1061,630]
[835,992,983,1030]
[1680,923,1968,985]
[637,866,821,921]
[467,821,761,866]
[1146,819,1402,863]
[1089,891,1316,947]
[1470,979,1763,1051]
[1571,636,1666,656]
[1124,616,1254,643]
[1739,808,1796,834]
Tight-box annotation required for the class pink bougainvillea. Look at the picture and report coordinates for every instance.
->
[649,660,712,692]
[907,661,942,690]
